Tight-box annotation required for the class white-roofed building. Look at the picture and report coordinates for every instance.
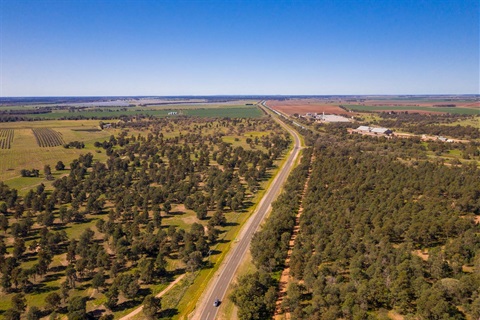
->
[355,126,392,135]
[316,113,351,123]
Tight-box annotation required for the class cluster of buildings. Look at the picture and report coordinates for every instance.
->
[297,112,458,142]
[421,135,456,143]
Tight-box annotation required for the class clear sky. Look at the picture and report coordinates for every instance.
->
[0,0,478,96]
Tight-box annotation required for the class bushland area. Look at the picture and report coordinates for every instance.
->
[231,115,480,320]
[0,115,292,319]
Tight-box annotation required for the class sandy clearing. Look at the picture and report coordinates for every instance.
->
[412,249,429,261]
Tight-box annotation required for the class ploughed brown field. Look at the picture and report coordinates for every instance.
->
[267,98,479,115]
[267,99,350,115]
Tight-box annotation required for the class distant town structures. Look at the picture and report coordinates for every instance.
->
[168,111,178,115]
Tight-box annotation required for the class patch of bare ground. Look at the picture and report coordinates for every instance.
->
[463,265,474,273]
[388,310,405,320]
[181,215,198,226]
[174,203,186,212]
[274,153,314,319]
[412,249,429,261]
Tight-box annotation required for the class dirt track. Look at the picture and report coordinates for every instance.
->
[119,274,186,320]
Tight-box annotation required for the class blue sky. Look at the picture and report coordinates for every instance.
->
[0,0,478,96]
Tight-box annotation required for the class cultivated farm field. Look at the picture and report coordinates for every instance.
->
[0,120,117,188]
[8,103,263,120]
[267,97,479,116]
[344,104,480,115]
[0,129,14,149]
[32,128,65,147]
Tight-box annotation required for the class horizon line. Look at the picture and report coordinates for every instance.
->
[1,94,479,99]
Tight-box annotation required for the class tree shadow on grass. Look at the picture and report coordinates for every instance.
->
[171,268,186,276]
[43,272,64,283]
[114,300,141,312]
[88,308,107,319]
[209,249,222,256]
[158,308,179,319]
[167,211,185,216]
[49,265,66,273]
[138,287,152,297]
[24,234,40,242]
[243,201,254,208]
[201,262,214,271]
[21,254,38,263]
[259,173,273,181]
[30,283,60,295]
[52,225,68,231]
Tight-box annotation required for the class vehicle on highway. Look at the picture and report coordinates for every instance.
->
[213,299,220,307]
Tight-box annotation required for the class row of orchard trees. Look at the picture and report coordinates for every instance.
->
[0,117,290,319]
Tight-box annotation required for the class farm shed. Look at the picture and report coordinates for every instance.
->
[356,126,392,135]
[316,114,351,122]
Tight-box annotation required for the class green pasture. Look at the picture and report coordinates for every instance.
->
[19,106,263,120]
[446,117,480,128]
[346,105,479,115]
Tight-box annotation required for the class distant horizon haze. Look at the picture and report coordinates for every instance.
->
[1,94,480,99]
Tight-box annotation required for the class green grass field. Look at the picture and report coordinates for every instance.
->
[446,117,480,128]
[346,104,479,115]
[18,105,263,119]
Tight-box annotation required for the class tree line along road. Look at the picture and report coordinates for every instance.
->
[193,101,302,320]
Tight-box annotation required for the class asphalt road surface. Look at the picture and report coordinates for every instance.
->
[193,102,302,320]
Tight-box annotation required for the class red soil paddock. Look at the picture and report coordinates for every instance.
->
[267,99,479,115]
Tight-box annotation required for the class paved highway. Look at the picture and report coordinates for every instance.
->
[193,101,302,320]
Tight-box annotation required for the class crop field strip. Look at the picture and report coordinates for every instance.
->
[31,128,65,147]
[0,128,14,149]
[21,105,263,119]
[345,104,480,115]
